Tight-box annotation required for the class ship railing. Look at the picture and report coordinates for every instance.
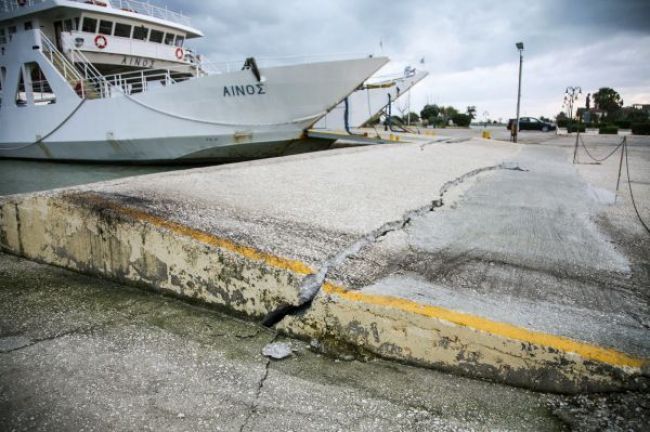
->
[111,0,191,27]
[67,47,116,98]
[1,0,191,27]
[39,31,89,97]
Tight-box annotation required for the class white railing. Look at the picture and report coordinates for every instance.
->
[39,31,84,82]
[1,0,191,27]
[112,0,191,26]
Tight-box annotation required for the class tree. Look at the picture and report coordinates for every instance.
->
[420,104,440,121]
[443,106,459,118]
[452,113,471,127]
[593,87,623,117]
[466,105,477,119]
[402,112,420,123]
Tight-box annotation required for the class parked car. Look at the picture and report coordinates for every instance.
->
[507,117,557,132]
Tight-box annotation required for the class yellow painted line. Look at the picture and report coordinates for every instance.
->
[322,282,647,369]
[75,193,646,370]
[78,194,314,276]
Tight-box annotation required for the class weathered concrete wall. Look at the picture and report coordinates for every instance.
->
[279,283,646,394]
[0,193,308,318]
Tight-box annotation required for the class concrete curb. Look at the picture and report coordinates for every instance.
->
[1,192,647,393]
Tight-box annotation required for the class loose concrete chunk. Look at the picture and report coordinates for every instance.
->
[262,342,293,360]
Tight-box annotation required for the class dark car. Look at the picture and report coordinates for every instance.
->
[507,117,557,132]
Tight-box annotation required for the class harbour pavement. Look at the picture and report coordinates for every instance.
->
[7,251,641,432]
[0,131,649,394]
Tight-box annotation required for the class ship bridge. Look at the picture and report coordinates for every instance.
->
[1,0,204,74]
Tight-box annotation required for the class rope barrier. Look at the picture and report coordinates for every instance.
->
[572,133,649,235]
[579,134,626,163]
[624,140,650,235]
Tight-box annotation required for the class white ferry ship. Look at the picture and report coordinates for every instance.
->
[0,0,388,162]
[314,68,428,131]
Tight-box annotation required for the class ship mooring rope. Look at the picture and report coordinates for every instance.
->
[0,99,87,152]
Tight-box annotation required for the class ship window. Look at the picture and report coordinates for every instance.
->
[0,66,4,92]
[24,21,33,31]
[174,35,184,47]
[8,26,16,41]
[98,20,113,35]
[15,67,27,106]
[149,29,163,43]
[114,23,131,38]
[64,19,73,32]
[132,25,148,41]
[0,29,5,45]
[75,17,80,31]
[27,62,55,106]
[82,17,97,33]
[164,33,174,46]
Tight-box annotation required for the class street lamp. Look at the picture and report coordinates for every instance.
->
[514,42,524,143]
[565,86,582,132]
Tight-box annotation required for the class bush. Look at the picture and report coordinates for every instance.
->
[599,125,619,135]
[567,124,586,133]
[631,123,650,135]
[557,119,569,128]
[428,116,447,128]
[614,120,631,129]
[452,113,471,127]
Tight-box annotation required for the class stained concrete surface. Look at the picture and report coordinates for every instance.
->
[1,133,648,392]
[329,139,649,358]
[0,253,572,432]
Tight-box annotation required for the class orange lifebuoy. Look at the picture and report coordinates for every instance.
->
[17,0,27,6]
[94,34,107,49]
[175,47,184,60]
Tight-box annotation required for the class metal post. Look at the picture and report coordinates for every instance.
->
[615,137,626,202]
[572,129,580,164]
[514,42,524,143]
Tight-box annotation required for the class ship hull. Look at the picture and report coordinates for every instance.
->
[0,54,388,162]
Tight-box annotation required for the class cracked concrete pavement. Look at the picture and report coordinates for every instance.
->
[328,140,649,358]
[0,253,576,432]
[1,133,648,392]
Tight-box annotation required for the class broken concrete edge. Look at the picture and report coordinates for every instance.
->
[0,191,647,394]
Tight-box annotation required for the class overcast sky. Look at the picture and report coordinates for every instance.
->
[169,0,650,121]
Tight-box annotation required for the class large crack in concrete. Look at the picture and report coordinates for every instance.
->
[262,162,527,327]
[0,324,106,354]
[238,332,278,432]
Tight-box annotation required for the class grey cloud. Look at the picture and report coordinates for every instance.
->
[161,0,649,118]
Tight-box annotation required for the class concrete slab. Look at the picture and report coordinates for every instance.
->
[1,253,586,432]
[1,135,648,393]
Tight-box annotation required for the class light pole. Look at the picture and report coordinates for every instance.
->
[514,42,524,143]
[565,86,582,132]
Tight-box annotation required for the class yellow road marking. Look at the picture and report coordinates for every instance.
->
[77,193,646,369]
[322,282,646,369]
[79,194,314,276]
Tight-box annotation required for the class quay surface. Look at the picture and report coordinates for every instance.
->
[1,131,648,394]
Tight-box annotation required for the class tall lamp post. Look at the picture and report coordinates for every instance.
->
[564,86,582,132]
[514,42,524,143]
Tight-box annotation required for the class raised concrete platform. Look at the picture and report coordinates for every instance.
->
[1,135,648,393]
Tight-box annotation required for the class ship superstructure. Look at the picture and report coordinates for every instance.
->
[0,0,388,162]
